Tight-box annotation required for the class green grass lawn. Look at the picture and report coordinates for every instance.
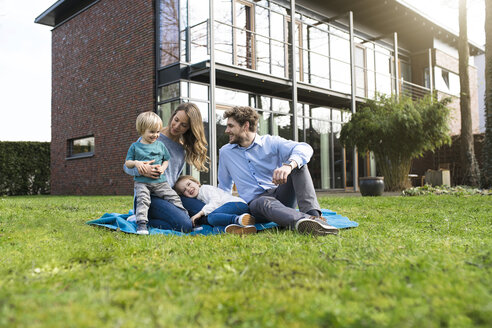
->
[0,195,491,328]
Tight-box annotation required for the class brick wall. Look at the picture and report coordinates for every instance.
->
[411,49,480,136]
[51,0,155,195]
[434,49,480,135]
[411,134,484,185]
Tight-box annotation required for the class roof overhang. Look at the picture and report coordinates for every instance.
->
[34,0,99,27]
[296,0,484,56]
[35,0,484,56]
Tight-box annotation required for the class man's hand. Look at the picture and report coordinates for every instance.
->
[272,165,292,185]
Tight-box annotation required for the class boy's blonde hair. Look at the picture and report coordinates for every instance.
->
[136,111,163,135]
[174,175,200,195]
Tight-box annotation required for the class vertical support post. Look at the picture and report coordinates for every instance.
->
[155,0,160,110]
[209,0,217,186]
[428,48,434,99]
[290,0,298,141]
[348,11,358,192]
[393,32,399,97]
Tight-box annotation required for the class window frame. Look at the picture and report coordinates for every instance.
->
[67,136,95,160]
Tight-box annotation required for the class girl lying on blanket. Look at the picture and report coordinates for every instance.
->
[174,175,257,235]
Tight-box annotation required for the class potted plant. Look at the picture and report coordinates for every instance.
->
[340,94,451,191]
[359,176,385,196]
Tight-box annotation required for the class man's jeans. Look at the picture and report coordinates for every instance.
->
[248,165,320,228]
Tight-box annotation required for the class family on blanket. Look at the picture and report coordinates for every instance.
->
[124,103,339,236]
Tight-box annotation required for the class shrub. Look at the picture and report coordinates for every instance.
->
[0,142,50,195]
[402,185,491,196]
[340,94,451,191]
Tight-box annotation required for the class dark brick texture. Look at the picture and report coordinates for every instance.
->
[51,0,155,195]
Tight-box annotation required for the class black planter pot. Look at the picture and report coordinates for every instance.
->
[359,177,385,196]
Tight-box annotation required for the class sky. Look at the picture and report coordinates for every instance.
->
[0,0,487,142]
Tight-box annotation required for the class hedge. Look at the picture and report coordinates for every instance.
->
[0,142,50,195]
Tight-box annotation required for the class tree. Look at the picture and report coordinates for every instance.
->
[340,95,451,191]
[459,0,481,186]
[484,0,492,187]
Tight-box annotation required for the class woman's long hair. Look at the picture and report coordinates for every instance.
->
[169,103,209,172]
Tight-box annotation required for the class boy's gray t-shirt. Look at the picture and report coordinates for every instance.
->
[123,133,185,187]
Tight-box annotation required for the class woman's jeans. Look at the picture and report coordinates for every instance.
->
[134,195,205,233]
[207,202,249,227]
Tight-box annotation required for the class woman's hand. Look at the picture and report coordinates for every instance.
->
[135,160,161,179]
[190,211,204,227]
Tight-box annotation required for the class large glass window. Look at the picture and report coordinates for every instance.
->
[160,0,180,67]
[255,4,270,74]
[305,24,329,88]
[158,101,180,127]
[355,45,367,97]
[158,83,180,102]
[365,43,376,98]
[189,0,209,63]
[270,11,286,77]
[214,0,233,65]
[308,118,331,189]
[216,87,249,106]
[374,45,393,95]
[234,0,255,69]
[158,82,181,125]
[329,27,351,93]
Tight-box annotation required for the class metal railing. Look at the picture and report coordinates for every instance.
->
[180,18,431,102]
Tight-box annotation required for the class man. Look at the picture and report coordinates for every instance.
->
[218,106,339,235]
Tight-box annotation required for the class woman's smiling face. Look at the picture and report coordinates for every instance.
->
[169,110,190,137]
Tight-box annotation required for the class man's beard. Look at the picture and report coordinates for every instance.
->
[229,134,245,145]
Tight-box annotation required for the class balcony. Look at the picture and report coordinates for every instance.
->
[173,10,431,108]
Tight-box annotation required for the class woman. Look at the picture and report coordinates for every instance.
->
[124,102,209,232]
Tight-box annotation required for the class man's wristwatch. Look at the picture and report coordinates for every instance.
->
[282,161,296,170]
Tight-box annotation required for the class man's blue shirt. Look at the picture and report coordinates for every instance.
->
[218,134,313,203]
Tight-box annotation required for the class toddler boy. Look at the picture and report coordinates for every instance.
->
[125,111,185,235]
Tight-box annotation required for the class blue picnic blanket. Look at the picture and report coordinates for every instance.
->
[86,209,358,236]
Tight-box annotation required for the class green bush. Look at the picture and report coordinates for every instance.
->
[340,94,451,191]
[0,141,50,195]
[402,184,491,196]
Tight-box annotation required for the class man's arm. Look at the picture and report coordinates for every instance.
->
[217,151,234,193]
[272,137,313,185]
[278,138,313,168]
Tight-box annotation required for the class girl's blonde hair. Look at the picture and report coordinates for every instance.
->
[136,111,162,135]
[174,175,200,195]
[170,103,209,172]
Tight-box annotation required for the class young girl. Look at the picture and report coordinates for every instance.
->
[174,175,256,235]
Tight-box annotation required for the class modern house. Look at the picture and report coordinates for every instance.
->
[35,0,484,195]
